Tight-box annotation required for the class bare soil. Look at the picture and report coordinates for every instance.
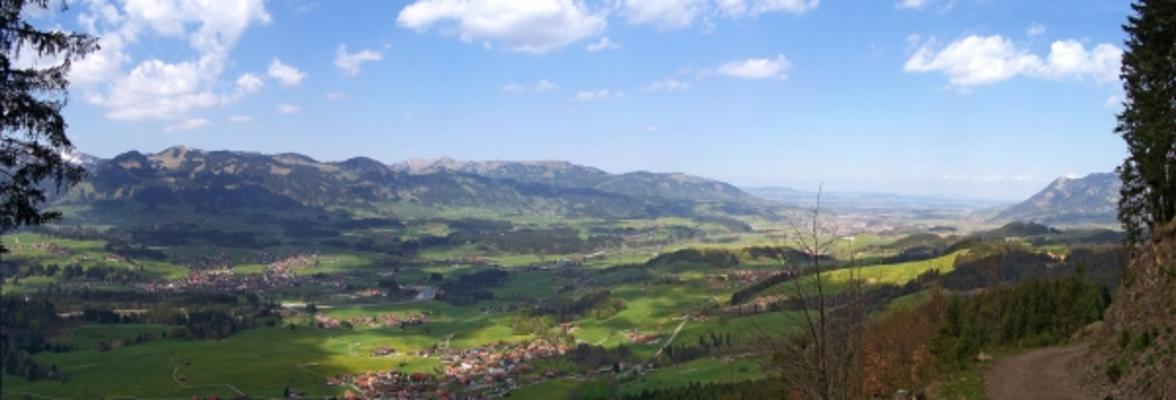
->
[985,342,1097,400]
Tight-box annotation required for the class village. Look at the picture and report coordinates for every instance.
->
[327,338,572,399]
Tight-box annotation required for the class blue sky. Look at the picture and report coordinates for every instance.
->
[29,0,1133,199]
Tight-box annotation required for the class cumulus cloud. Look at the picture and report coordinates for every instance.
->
[574,89,623,101]
[717,54,791,79]
[717,0,819,17]
[619,0,708,29]
[586,36,621,52]
[165,117,210,131]
[645,77,692,93]
[100,59,220,120]
[502,79,560,94]
[276,103,301,114]
[334,45,383,76]
[905,35,1122,88]
[229,115,253,123]
[268,58,307,87]
[73,0,271,121]
[397,0,607,53]
[236,73,264,93]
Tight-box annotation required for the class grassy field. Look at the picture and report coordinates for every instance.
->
[0,223,977,399]
[619,357,765,395]
[755,251,963,298]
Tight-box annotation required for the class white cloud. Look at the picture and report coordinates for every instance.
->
[502,79,560,94]
[620,0,708,29]
[895,0,930,10]
[645,77,692,93]
[574,89,623,101]
[904,36,1039,87]
[586,36,621,52]
[276,103,301,114]
[1038,39,1121,84]
[1026,23,1045,37]
[397,0,606,53]
[904,35,1123,88]
[717,54,791,79]
[268,58,307,88]
[70,32,130,84]
[325,92,347,101]
[645,125,660,132]
[717,0,819,17]
[229,115,253,123]
[236,73,264,93]
[100,59,220,120]
[165,117,210,132]
[334,44,383,76]
[72,0,271,121]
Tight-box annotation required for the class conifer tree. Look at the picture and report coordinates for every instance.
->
[1116,0,1176,244]
[1,0,98,252]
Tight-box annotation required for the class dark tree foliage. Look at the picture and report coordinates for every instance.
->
[1,0,99,252]
[932,277,1109,369]
[616,379,788,400]
[1116,0,1176,244]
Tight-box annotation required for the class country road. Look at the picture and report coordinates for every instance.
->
[985,342,1096,400]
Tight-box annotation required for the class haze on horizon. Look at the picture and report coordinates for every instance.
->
[27,0,1132,200]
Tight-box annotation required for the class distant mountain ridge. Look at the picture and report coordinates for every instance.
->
[58,147,769,221]
[745,186,1008,211]
[392,157,759,204]
[989,172,1120,226]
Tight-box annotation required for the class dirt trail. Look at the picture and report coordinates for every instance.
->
[985,342,1096,400]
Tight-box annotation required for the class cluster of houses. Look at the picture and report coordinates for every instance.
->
[311,313,429,330]
[328,370,451,399]
[153,253,348,293]
[438,338,568,383]
[331,338,572,398]
[712,269,785,289]
[168,266,346,292]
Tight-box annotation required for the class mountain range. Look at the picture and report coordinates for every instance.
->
[56,146,770,222]
[48,146,1124,228]
[988,172,1121,226]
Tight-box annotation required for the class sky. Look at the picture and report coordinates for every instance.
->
[23,0,1135,200]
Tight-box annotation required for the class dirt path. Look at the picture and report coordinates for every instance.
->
[650,317,690,360]
[985,342,1096,400]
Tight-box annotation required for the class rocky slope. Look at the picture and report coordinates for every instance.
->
[1083,222,1176,398]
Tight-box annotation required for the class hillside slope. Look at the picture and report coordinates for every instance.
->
[1083,222,1176,398]
[990,173,1119,226]
[394,158,760,204]
[58,147,769,222]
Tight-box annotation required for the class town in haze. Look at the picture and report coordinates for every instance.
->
[1,1,1174,399]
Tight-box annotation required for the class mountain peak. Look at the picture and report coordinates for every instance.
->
[991,172,1120,226]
